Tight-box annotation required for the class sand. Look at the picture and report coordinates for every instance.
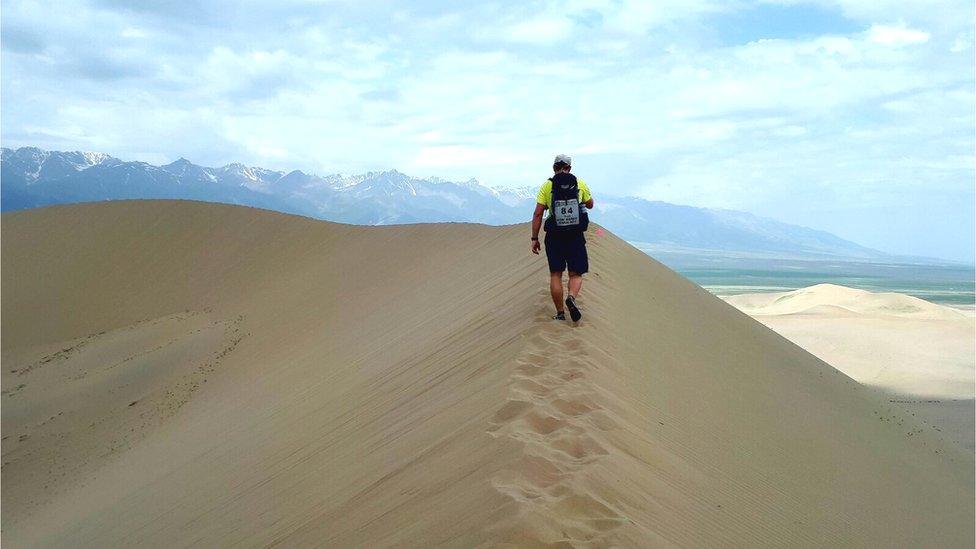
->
[2,200,973,547]
[724,284,975,450]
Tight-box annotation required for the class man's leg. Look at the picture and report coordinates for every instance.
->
[550,271,565,312]
[567,271,583,298]
[562,235,587,322]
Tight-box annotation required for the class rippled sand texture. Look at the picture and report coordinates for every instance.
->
[2,201,972,547]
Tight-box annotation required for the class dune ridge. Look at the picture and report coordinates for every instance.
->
[726,283,968,320]
[485,319,627,545]
[2,200,972,547]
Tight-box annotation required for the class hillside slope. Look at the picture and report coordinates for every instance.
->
[1,201,971,547]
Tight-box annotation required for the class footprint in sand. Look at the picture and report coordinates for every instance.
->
[560,339,585,353]
[518,352,549,367]
[522,411,570,436]
[549,432,609,463]
[492,481,546,503]
[518,493,627,544]
[514,362,546,378]
[487,310,628,546]
[558,356,588,368]
[493,454,569,494]
[557,370,585,382]
[526,334,551,348]
[509,379,553,399]
[551,493,626,526]
[489,399,534,428]
[517,454,569,489]
[550,396,597,417]
[537,332,568,346]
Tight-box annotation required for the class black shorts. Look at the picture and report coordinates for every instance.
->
[544,232,588,274]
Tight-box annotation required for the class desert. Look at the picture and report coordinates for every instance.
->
[724,284,975,451]
[2,200,972,547]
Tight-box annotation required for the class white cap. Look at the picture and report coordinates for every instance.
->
[553,154,572,166]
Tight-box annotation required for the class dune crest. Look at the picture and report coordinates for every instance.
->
[2,201,972,547]
[726,283,967,319]
[485,316,630,546]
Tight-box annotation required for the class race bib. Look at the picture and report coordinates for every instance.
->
[553,198,580,227]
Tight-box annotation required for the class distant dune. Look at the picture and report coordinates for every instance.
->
[727,283,969,320]
[2,201,972,547]
[725,284,976,452]
[725,284,974,399]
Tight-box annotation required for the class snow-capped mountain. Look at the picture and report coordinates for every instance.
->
[2,146,119,183]
[1,147,890,259]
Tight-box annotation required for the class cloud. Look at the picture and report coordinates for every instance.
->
[868,23,930,46]
[949,34,970,53]
[414,145,532,168]
[0,24,46,54]
[71,54,151,81]
[800,0,973,32]
[120,27,150,39]
[1,0,973,259]
[500,16,574,44]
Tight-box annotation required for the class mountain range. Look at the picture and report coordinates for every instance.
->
[1,146,891,260]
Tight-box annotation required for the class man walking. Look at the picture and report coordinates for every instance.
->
[531,154,594,322]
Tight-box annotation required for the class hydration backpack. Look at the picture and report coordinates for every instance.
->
[544,172,589,233]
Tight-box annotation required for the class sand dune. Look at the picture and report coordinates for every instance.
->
[2,201,972,547]
[727,283,968,320]
[724,284,975,452]
[725,285,975,396]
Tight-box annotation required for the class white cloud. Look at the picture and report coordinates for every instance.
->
[868,23,930,46]
[823,0,972,31]
[413,146,532,168]
[502,16,573,44]
[949,33,971,53]
[1,0,972,259]
[594,0,732,35]
[120,27,149,39]
[772,125,808,137]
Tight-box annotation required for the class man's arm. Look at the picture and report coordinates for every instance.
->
[531,203,546,253]
[532,203,546,236]
[579,181,594,209]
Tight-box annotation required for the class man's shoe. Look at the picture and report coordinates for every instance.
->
[565,296,581,322]
[553,311,566,321]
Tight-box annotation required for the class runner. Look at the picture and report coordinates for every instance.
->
[530,154,594,322]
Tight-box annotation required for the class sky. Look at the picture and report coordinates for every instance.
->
[2,0,974,262]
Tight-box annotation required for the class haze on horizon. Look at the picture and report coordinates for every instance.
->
[1,0,973,262]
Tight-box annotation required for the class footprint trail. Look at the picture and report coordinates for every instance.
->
[487,307,630,547]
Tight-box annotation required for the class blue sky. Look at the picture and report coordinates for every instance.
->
[2,0,974,261]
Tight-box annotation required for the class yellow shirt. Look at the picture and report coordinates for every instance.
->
[536,178,592,211]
